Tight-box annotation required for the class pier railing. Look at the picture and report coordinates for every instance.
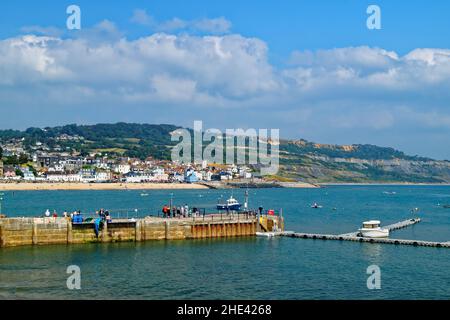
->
[189,211,257,222]
[69,210,267,224]
[38,206,284,227]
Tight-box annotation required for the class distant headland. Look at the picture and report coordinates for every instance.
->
[1,122,450,185]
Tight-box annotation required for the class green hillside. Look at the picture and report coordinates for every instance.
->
[1,123,449,183]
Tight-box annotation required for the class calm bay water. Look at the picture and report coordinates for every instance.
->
[1,185,450,299]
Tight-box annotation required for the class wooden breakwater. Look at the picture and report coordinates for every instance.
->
[0,214,283,248]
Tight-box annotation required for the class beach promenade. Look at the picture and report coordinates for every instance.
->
[0,182,209,191]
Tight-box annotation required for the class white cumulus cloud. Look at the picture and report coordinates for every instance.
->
[130,9,232,34]
[2,29,450,158]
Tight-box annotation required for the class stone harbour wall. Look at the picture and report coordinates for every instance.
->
[0,216,263,248]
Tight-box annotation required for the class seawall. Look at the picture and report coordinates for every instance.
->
[0,214,273,248]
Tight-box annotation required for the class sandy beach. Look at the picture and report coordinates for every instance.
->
[319,182,450,186]
[0,182,209,191]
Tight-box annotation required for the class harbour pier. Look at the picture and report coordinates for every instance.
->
[0,213,283,248]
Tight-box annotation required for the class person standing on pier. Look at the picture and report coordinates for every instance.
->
[258,206,263,215]
[162,205,169,218]
[105,211,112,223]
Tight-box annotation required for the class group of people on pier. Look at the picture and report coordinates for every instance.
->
[42,208,113,224]
[97,208,112,223]
[44,209,83,220]
[162,204,200,218]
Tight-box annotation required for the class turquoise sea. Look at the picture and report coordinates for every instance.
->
[1,185,450,299]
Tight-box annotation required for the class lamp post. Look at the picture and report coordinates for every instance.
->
[0,192,4,215]
[244,189,249,210]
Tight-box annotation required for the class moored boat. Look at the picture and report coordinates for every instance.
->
[256,232,276,238]
[358,220,389,238]
[217,196,242,211]
[311,202,322,209]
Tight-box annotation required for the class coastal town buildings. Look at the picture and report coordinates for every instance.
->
[0,151,253,184]
[0,135,255,184]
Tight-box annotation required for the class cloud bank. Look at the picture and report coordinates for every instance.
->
[1,24,450,158]
[130,9,232,34]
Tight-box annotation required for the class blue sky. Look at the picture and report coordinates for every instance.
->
[1,1,450,159]
[2,1,450,60]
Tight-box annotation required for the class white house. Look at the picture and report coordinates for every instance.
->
[238,167,252,179]
[114,164,131,175]
[95,171,111,182]
[48,164,64,172]
[21,168,36,181]
[171,173,185,183]
[46,173,82,182]
[125,173,153,183]
[202,170,212,181]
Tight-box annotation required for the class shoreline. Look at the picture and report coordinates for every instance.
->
[1,181,448,191]
[319,182,450,186]
[0,181,319,191]
[0,182,209,191]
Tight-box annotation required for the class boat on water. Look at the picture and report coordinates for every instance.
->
[256,231,292,238]
[217,196,242,211]
[358,220,389,238]
[311,202,322,209]
[217,189,250,211]
[256,232,276,238]
[140,193,149,197]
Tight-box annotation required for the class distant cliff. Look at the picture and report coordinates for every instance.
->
[278,140,450,183]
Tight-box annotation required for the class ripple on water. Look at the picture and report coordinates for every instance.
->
[1,186,450,299]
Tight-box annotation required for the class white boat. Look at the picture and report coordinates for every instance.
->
[358,220,389,238]
[256,232,276,238]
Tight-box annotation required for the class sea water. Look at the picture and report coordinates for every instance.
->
[1,185,450,299]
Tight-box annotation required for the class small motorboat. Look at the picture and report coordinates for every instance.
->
[358,220,389,238]
[256,232,276,238]
[311,202,322,209]
[140,193,149,197]
[217,196,242,211]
